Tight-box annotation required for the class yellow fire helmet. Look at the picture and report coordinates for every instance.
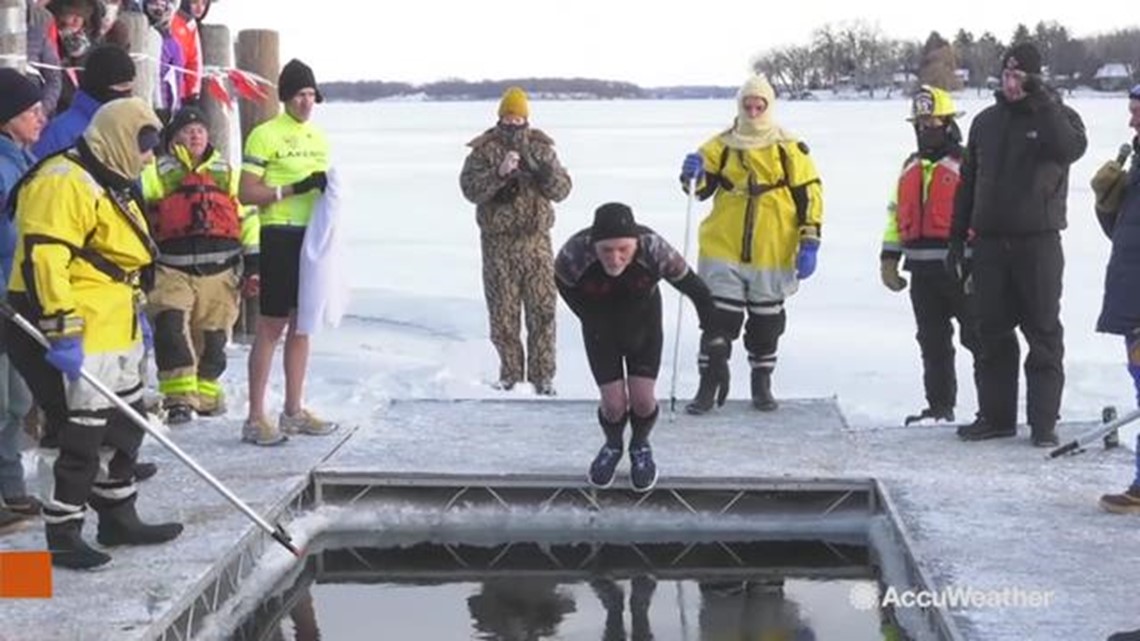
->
[907,85,964,121]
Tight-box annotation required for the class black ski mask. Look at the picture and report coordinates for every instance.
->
[496,121,527,147]
[915,120,961,159]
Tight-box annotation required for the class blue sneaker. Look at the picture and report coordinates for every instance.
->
[588,444,623,488]
[629,444,658,493]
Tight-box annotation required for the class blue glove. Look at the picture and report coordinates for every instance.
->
[45,337,84,382]
[138,311,153,351]
[796,238,820,280]
[680,152,704,183]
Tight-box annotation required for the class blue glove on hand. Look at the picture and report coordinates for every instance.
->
[680,152,704,183]
[796,238,820,280]
[45,337,84,382]
[138,311,153,351]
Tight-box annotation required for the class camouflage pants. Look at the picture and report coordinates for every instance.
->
[481,232,556,385]
[147,265,240,413]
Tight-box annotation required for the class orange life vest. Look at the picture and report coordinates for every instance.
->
[152,169,241,243]
[896,155,960,243]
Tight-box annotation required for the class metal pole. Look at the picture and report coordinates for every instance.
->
[1048,407,1140,459]
[668,178,698,419]
[1,303,300,557]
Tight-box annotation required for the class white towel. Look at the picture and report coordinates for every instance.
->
[297,168,349,336]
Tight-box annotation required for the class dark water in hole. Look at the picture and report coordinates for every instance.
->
[237,541,910,640]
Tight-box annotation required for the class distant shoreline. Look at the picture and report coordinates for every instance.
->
[320,79,1130,104]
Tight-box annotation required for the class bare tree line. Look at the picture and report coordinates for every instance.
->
[753,20,1140,97]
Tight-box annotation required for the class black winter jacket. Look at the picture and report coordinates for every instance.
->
[952,91,1087,240]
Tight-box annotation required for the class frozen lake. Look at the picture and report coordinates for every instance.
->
[300,94,1138,431]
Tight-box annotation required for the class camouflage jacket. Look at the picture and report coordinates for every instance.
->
[460,126,572,236]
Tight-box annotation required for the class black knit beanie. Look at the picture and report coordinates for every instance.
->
[80,44,137,103]
[0,69,43,124]
[278,59,324,103]
[591,203,639,241]
[1002,42,1043,75]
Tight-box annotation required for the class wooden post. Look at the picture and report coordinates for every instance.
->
[235,29,280,143]
[122,12,160,108]
[199,23,233,161]
[0,0,26,72]
[233,29,280,340]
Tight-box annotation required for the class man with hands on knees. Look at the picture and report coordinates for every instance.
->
[678,74,824,415]
[555,203,715,492]
[238,58,336,447]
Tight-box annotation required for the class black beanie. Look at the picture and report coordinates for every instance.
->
[591,203,639,241]
[80,44,137,100]
[278,58,324,103]
[168,105,209,134]
[1002,42,1043,76]
[0,68,43,124]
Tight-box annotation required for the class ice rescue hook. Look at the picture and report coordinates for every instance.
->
[668,176,698,419]
[1048,407,1140,459]
[0,302,302,558]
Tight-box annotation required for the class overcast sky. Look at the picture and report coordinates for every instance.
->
[208,2,1135,86]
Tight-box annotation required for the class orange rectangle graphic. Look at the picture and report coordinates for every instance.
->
[0,551,53,598]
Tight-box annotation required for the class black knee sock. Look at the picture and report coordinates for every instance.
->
[630,405,659,447]
[597,408,628,448]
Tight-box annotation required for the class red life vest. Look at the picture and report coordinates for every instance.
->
[896,155,960,242]
[152,169,241,242]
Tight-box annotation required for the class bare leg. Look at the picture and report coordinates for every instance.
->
[283,313,309,416]
[627,376,658,418]
[246,316,289,423]
[598,379,630,421]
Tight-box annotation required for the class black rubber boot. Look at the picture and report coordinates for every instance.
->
[750,369,778,411]
[1031,424,1059,448]
[956,417,1016,441]
[133,462,158,482]
[686,337,731,415]
[46,520,112,570]
[686,375,718,415]
[95,497,183,547]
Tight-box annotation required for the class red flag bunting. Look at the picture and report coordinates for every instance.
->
[228,69,269,101]
[205,75,231,111]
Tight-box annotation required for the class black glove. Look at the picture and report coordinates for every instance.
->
[1023,75,1056,110]
[944,239,966,285]
[291,171,328,195]
[701,335,731,407]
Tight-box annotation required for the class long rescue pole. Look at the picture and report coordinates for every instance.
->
[1,303,301,557]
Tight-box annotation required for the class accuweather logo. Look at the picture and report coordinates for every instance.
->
[848,583,1055,611]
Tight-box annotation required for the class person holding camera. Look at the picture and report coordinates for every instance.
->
[238,59,336,446]
[948,42,1087,446]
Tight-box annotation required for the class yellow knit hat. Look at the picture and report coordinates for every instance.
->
[498,86,529,119]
